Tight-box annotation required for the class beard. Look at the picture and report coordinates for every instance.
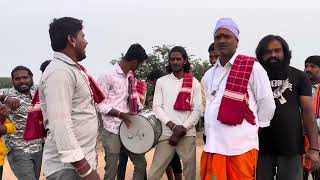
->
[14,82,33,94]
[77,53,86,62]
[76,48,86,62]
[260,57,290,80]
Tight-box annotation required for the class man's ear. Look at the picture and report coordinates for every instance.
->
[67,35,76,47]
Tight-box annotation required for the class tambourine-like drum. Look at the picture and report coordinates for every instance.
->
[119,111,162,154]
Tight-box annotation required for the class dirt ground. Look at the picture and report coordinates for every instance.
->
[3,134,204,180]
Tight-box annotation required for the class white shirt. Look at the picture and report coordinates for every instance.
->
[152,73,202,137]
[203,52,275,155]
[40,52,98,176]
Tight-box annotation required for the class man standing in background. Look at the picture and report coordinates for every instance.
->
[304,55,320,180]
[0,66,43,180]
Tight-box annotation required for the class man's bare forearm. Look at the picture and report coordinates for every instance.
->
[304,112,319,150]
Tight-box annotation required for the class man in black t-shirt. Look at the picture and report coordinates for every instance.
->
[255,35,320,180]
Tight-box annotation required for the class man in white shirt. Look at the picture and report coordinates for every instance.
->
[148,46,202,180]
[40,17,101,180]
[200,18,275,180]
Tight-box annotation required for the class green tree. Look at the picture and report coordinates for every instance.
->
[107,44,211,96]
[190,59,211,81]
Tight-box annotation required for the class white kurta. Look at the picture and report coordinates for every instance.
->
[203,52,275,155]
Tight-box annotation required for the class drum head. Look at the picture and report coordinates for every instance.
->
[119,114,155,154]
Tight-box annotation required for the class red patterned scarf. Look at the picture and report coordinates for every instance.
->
[78,64,106,104]
[128,72,147,113]
[24,89,46,140]
[217,54,256,125]
[174,72,193,111]
[136,80,147,105]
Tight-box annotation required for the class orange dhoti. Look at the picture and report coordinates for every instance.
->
[200,149,258,180]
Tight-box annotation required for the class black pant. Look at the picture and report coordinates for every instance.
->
[257,153,303,180]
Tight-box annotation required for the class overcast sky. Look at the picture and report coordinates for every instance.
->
[1,0,319,81]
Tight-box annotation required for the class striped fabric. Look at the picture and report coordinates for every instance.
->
[128,72,147,113]
[174,72,193,111]
[23,89,46,140]
[78,64,106,104]
[136,80,147,104]
[217,54,256,125]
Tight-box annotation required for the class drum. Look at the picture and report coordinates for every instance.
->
[119,111,162,154]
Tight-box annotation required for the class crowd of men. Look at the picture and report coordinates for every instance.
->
[1,16,320,180]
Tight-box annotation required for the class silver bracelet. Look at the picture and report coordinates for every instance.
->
[79,167,93,178]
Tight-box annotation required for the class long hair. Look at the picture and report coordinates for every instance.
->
[166,46,191,73]
[255,35,292,63]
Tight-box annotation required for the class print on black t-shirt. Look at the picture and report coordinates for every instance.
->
[259,66,312,155]
[271,79,293,104]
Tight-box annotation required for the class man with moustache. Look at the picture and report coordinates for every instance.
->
[256,35,320,180]
[148,46,202,180]
[39,17,103,180]
[200,18,275,180]
[304,55,320,180]
[0,66,43,180]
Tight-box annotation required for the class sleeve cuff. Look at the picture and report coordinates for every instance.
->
[97,100,112,114]
[59,148,85,163]
[183,120,193,130]
[258,121,270,128]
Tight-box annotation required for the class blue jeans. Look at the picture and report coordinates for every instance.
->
[7,149,43,180]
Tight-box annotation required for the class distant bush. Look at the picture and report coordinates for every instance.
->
[0,77,12,89]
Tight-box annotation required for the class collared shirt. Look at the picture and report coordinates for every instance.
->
[0,87,43,153]
[203,52,275,155]
[39,52,98,176]
[97,64,130,135]
[152,73,202,137]
[200,78,206,116]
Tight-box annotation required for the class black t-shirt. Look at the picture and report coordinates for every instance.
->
[259,66,312,155]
